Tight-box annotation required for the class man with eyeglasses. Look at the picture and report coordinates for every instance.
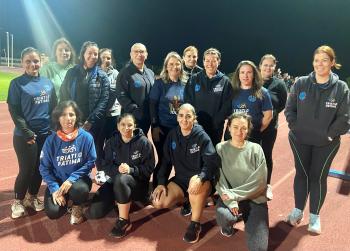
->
[116,43,155,134]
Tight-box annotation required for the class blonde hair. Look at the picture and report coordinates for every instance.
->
[159,51,184,83]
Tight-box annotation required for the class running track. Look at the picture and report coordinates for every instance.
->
[0,102,349,251]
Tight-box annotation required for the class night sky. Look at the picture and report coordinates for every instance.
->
[1,0,350,78]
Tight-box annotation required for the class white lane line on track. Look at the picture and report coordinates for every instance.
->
[0,148,13,152]
[273,168,295,189]
[0,132,12,135]
[0,175,16,181]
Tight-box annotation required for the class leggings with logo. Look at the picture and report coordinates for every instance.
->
[288,133,340,214]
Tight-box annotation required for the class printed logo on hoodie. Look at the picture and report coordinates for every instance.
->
[195,84,201,92]
[325,97,337,108]
[131,150,141,160]
[299,91,306,101]
[189,143,200,154]
[56,145,83,166]
[171,141,176,150]
[213,84,223,93]
[134,80,142,88]
[34,89,50,104]
[248,95,256,102]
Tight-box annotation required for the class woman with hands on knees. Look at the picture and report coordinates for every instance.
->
[152,103,220,244]
[39,101,96,225]
[216,112,269,251]
[87,113,155,238]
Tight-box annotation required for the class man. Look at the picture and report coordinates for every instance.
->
[116,43,155,134]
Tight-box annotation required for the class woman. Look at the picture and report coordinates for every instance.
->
[182,46,203,83]
[184,48,232,146]
[152,103,220,244]
[98,48,121,140]
[40,37,76,100]
[60,41,110,170]
[259,55,288,200]
[229,60,273,143]
[87,113,155,238]
[216,112,268,251]
[39,101,96,224]
[150,51,185,188]
[7,47,57,219]
[285,45,350,234]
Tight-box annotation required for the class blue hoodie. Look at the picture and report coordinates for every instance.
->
[39,128,96,194]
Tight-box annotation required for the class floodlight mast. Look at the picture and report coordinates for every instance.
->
[6,31,9,67]
[11,34,13,67]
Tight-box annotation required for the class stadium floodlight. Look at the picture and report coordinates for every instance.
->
[22,0,66,55]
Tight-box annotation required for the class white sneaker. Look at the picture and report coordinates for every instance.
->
[308,213,321,234]
[23,193,44,212]
[286,208,304,226]
[70,205,85,225]
[266,184,273,201]
[11,199,27,219]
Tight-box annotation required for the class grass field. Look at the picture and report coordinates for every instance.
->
[0,71,20,101]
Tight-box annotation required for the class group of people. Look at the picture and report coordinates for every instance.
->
[7,37,350,250]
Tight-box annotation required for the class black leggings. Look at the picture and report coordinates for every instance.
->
[289,133,340,214]
[261,128,278,184]
[87,174,148,219]
[13,134,47,200]
[44,176,92,219]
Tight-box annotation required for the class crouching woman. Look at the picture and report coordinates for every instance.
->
[39,100,96,224]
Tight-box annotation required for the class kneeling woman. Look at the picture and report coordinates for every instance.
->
[39,101,96,224]
[87,113,155,238]
[152,103,220,244]
[216,112,268,251]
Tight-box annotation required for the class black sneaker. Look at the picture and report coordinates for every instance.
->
[183,221,201,243]
[180,200,192,216]
[220,226,235,237]
[110,218,132,238]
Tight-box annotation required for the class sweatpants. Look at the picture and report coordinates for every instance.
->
[87,174,148,219]
[216,198,269,251]
[44,176,92,219]
[13,134,47,200]
[288,132,340,214]
[261,127,278,184]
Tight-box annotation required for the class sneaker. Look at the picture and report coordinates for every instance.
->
[180,200,192,217]
[70,205,85,225]
[110,218,132,238]
[23,193,44,212]
[220,225,235,237]
[308,213,321,234]
[285,208,304,226]
[183,221,202,243]
[11,199,27,219]
[266,184,273,201]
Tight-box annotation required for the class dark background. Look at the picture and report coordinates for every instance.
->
[1,0,349,78]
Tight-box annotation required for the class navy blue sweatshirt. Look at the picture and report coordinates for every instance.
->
[116,62,155,121]
[184,70,233,132]
[101,128,155,181]
[157,124,220,185]
[285,72,350,146]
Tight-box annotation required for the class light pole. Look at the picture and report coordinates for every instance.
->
[11,33,13,67]
[6,31,9,67]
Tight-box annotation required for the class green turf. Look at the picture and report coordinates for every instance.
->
[0,71,20,101]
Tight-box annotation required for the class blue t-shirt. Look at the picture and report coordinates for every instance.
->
[149,79,185,128]
[7,74,55,136]
[39,128,96,194]
[231,88,273,130]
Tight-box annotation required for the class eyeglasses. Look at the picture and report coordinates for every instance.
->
[132,50,146,55]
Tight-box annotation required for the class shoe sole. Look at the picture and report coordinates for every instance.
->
[11,211,27,219]
[308,226,321,235]
[110,223,132,238]
[183,227,202,243]
[180,211,192,217]
[286,217,303,227]
[220,229,234,237]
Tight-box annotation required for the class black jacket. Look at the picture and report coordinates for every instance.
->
[184,70,232,132]
[263,76,288,129]
[60,64,110,125]
[157,124,220,185]
[116,62,155,121]
[101,128,155,181]
[285,72,350,146]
